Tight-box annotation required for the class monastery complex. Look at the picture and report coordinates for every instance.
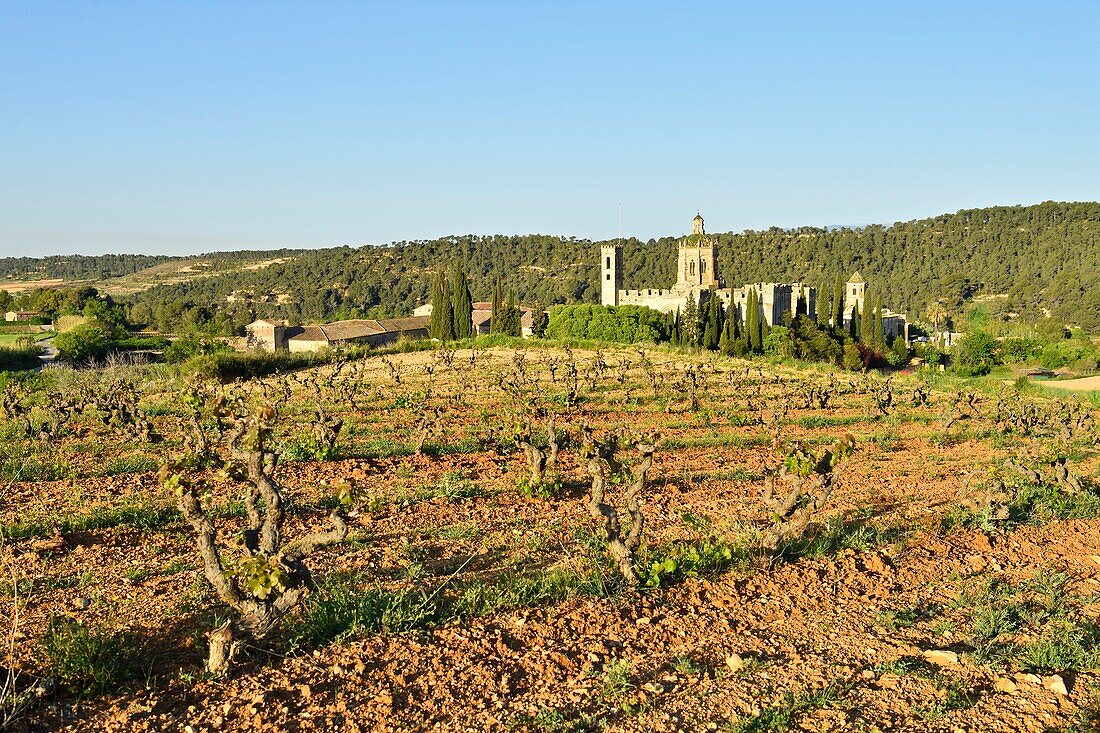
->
[602,213,907,339]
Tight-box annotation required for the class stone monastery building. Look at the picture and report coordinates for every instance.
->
[601,213,816,327]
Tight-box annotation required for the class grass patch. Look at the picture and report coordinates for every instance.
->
[728,681,848,732]
[41,617,148,696]
[288,566,608,649]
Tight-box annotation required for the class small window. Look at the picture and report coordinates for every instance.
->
[690,261,695,276]
[606,273,611,280]
[606,256,611,269]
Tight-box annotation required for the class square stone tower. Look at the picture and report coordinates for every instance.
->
[601,243,623,306]
[677,213,718,289]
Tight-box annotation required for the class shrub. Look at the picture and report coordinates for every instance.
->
[546,304,667,344]
[183,350,324,381]
[54,323,112,362]
[40,617,147,695]
[952,332,999,376]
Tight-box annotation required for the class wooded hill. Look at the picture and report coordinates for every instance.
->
[6,201,1099,334]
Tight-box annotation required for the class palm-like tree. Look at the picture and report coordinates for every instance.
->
[925,301,947,332]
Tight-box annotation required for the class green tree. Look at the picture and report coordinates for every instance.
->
[489,280,504,335]
[859,289,873,346]
[54,323,112,362]
[702,293,720,350]
[831,274,844,327]
[450,264,473,339]
[530,300,548,337]
[682,294,699,348]
[745,289,758,353]
[429,270,453,340]
[873,296,884,350]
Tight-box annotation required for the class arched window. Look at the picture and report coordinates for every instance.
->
[606,256,611,269]
[701,260,707,273]
[690,261,695,276]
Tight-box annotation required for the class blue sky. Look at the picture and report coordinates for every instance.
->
[2,1,1098,257]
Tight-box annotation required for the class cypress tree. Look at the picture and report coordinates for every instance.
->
[438,280,454,341]
[873,296,884,350]
[450,264,473,339]
[860,288,873,345]
[832,274,844,327]
[503,288,521,336]
[703,294,720,350]
[490,280,503,335]
[429,270,447,339]
[671,308,682,345]
[530,300,548,337]
[757,299,768,348]
[719,300,734,355]
[746,289,758,353]
[682,295,699,347]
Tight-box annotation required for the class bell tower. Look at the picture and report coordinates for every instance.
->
[601,243,622,306]
[678,213,718,289]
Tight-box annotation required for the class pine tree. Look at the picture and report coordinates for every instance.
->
[450,264,473,339]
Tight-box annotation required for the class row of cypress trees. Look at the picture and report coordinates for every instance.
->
[669,289,767,356]
[428,265,474,341]
[669,280,894,358]
[488,280,523,337]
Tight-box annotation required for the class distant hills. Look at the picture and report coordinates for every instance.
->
[2,201,1098,334]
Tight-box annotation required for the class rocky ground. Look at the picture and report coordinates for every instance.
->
[2,345,1099,732]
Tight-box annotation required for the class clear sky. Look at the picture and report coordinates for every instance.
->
[2,1,1098,257]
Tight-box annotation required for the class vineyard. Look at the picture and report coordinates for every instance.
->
[2,344,1099,732]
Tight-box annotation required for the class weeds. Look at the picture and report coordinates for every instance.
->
[40,617,148,696]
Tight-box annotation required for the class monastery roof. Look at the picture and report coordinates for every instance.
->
[847,271,865,283]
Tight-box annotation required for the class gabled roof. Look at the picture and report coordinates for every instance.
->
[287,316,429,344]
[847,271,865,283]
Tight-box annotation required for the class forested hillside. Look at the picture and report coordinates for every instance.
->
[0,254,181,281]
[7,202,1099,335]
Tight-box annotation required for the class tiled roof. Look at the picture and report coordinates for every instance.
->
[288,316,429,344]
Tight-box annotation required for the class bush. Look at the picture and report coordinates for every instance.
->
[788,316,843,365]
[762,326,792,357]
[183,350,325,381]
[842,342,864,371]
[54,323,112,362]
[546,304,667,343]
[952,332,999,376]
[164,332,232,364]
[41,617,147,695]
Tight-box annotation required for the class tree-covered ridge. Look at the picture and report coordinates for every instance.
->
[7,201,1099,335]
[0,254,181,281]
